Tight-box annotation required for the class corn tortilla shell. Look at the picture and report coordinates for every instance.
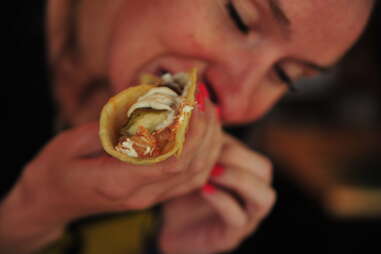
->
[99,69,197,165]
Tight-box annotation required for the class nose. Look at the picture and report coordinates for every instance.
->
[204,43,282,123]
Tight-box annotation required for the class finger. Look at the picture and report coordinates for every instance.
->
[77,145,201,205]
[171,99,212,165]
[142,95,221,174]
[156,166,207,203]
[189,99,222,172]
[156,100,222,200]
[201,184,248,228]
[55,121,103,157]
[210,166,276,219]
[121,102,221,208]
[220,134,273,184]
[75,102,217,207]
[129,100,222,203]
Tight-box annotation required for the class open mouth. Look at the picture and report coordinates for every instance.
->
[156,68,220,105]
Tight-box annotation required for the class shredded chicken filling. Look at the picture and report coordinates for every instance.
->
[115,73,193,158]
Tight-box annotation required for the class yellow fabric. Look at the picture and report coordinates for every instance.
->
[38,210,156,254]
[37,232,74,254]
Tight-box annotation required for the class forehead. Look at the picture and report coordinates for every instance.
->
[278,0,373,65]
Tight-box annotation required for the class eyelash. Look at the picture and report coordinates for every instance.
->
[226,1,296,92]
[274,65,297,92]
[226,1,250,34]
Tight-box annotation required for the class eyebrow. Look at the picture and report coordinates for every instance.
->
[267,1,332,73]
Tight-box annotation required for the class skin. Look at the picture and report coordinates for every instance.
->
[0,0,374,253]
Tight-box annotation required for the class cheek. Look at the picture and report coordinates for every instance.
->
[249,86,287,121]
[107,0,230,84]
[225,82,287,124]
[147,3,220,57]
[106,7,166,91]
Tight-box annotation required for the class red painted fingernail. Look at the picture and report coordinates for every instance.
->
[196,84,206,112]
[202,183,216,194]
[211,164,225,177]
[196,91,205,111]
[198,83,210,99]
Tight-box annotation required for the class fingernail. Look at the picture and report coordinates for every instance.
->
[196,83,208,112]
[198,83,210,99]
[196,90,205,112]
[202,183,216,194]
[211,164,225,177]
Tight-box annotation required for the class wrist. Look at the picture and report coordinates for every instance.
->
[0,181,66,253]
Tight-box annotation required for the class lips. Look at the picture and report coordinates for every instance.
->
[156,67,220,106]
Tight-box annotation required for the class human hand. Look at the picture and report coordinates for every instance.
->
[159,134,276,254]
[0,88,222,253]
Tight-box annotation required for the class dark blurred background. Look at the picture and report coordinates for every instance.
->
[4,1,381,254]
[4,0,54,197]
[234,4,381,253]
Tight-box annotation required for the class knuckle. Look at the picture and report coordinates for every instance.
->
[95,184,126,202]
[259,156,274,183]
[161,165,184,174]
[96,175,130,202]
[192,173,208,188]
[259,189,277,216]
[268,189,277,208]
[158,159,187,175]
[190,155,215,175]
[190,163,205,174]
[219,238,242,253]
[163,185,187,200]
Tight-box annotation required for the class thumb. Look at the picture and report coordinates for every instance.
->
[57,122,102,156]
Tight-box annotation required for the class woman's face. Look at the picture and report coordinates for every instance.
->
[49,0,374,125]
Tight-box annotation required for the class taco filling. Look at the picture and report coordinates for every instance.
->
[115,73,194,159]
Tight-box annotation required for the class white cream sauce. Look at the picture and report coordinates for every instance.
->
[116,73,193,157]
[126,73,191,132]
[116,138,138,158]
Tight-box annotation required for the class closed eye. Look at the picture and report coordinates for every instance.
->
[274,65,297,92]
[226,1,250,34]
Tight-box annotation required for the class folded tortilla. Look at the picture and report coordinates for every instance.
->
[99,69,197,165]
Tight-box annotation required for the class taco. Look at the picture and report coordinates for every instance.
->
[99,69,197,165]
